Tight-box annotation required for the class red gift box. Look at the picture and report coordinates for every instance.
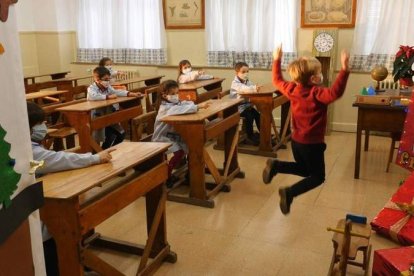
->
[371,173,414,245]
[396,92,413,171]
[372,246,414,276]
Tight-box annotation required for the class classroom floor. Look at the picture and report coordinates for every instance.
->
[94,131,408,275]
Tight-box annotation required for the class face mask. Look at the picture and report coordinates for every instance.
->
[105,65,112,70]
[183,67,192,74]
[239,73,249,81]
[166,94,179,103]
[100,80,110,88]
[31,122,48,142]
[319,73,324,84]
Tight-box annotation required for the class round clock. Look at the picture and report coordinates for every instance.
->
[314,32,334,53]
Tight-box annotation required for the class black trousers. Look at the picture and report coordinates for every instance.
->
[43,239,59,276]
[102,126,125,149]
[241,107,260,137]
[276,140,326,198]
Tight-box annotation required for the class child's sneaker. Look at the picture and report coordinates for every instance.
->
[278,187,292,215]
[262,158,278,184]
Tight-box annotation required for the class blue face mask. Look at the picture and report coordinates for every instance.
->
[31,123,48,142]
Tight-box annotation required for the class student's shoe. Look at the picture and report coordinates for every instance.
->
[262,158,278,184]
[166,175,179,189]
[278,186,293,215]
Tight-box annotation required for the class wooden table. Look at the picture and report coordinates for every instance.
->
[353,103,407,179]
[25,90,69,102]
[237,83,291,157]
[39,142,177,276]
[113,75,164,92]
[51,75,93,100]
[57,97,143,153]
[161,99,244,208]
[24,71,70,86]
[178,78,225,103]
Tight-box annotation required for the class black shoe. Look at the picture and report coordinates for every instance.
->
[247,135,260,146]
[262,158,278,184]
[279,187,292,215]
[166,175,179,188]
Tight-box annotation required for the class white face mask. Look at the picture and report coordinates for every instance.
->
[100,80,110,88]
[183,67,192,74]
[105,65,112,70]
[166,94,179,103]
[239,73,249,81]
[31,122,48,142]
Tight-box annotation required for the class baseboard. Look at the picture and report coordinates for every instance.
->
[272,117,356,133]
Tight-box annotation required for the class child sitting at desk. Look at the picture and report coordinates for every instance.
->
[177,59,213,84]
[87,66,141,149]
[152,80,209,187]
[27,101,115,275]
[230,62,261,145]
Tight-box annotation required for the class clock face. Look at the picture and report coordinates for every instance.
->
[314,32,334,53]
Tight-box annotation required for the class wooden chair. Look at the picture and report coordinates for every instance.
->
[327,219,372,276]
[131,111,156,142]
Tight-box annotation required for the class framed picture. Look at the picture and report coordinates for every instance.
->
[301,0,357,28]
[163,0,205,29]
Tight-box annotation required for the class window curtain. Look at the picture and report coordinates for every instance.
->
[206,0,298,68]
[77,0,166,64]
[350,0,414,71]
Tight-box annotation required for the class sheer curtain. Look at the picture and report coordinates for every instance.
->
[350,0,414,71]
[206,0,298,68]
[77,0,166,64]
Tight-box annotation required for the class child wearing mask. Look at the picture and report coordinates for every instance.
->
[177,59,213,84]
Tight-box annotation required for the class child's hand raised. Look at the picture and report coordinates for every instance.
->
[273,44,283,61]
[97,148,116,163]
[341,49,350,71]
[107,94,117,99]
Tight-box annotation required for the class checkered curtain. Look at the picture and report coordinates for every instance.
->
[350,0,414,71]
[77,0,167,65]
[206,0,298,69]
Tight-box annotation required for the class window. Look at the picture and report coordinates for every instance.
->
[350,0,414,71]
[77,0,166,64]
[206,0,298,68]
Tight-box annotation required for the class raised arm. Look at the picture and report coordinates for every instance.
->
[272,45,296,96]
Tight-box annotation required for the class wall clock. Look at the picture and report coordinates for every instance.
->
[314,32,334,53]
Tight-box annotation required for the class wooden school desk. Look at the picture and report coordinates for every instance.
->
[25,90,70,103]
[57,96,143,153]
[353,102,407,179]
[39,142,177,276]
[178,78,225,103]
[113,75,164,91]
[24,71,70,86]
[237,83,291,157]
[161,99,244,208]
[51,75,93,100]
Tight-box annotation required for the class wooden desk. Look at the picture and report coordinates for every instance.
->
[24,71,70,85]
[353,103,407,179]
[113,75,164,92]
[25,90,69,102]
[161,99,244,208]
[237,83,291,157]
[51,75,93,100]
[178,78,225,103]
[57,97,143,153]
[39,142,177,276]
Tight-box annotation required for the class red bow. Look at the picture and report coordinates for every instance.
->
[0,0,18,22]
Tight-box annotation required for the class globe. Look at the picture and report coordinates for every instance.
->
[371,66,388,82]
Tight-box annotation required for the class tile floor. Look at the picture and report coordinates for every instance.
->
[95,132,409,275]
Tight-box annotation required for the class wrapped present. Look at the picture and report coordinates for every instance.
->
[396,91,414,171]
[371,173,414,245]
[372,246,414,275]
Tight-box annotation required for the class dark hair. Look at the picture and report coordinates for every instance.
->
[27,102,45,128]
[99,57,112,67]
[235,62,249,72]
[155,80,179,111]
[93,66,111,79]
[178,59,191,80]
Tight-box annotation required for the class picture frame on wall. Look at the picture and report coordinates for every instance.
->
[163,0,205,29]
[301,0,357,28]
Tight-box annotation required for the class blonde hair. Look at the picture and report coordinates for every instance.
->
[287,57,321,85]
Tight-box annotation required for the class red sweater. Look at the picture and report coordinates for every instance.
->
[272,59,350,144]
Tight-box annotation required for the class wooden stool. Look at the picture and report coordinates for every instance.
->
[327,219,372,276]
[48,127,77,151]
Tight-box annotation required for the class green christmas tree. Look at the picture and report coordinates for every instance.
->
[0,124,21,208]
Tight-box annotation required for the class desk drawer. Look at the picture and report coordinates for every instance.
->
[358,108,406,132]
